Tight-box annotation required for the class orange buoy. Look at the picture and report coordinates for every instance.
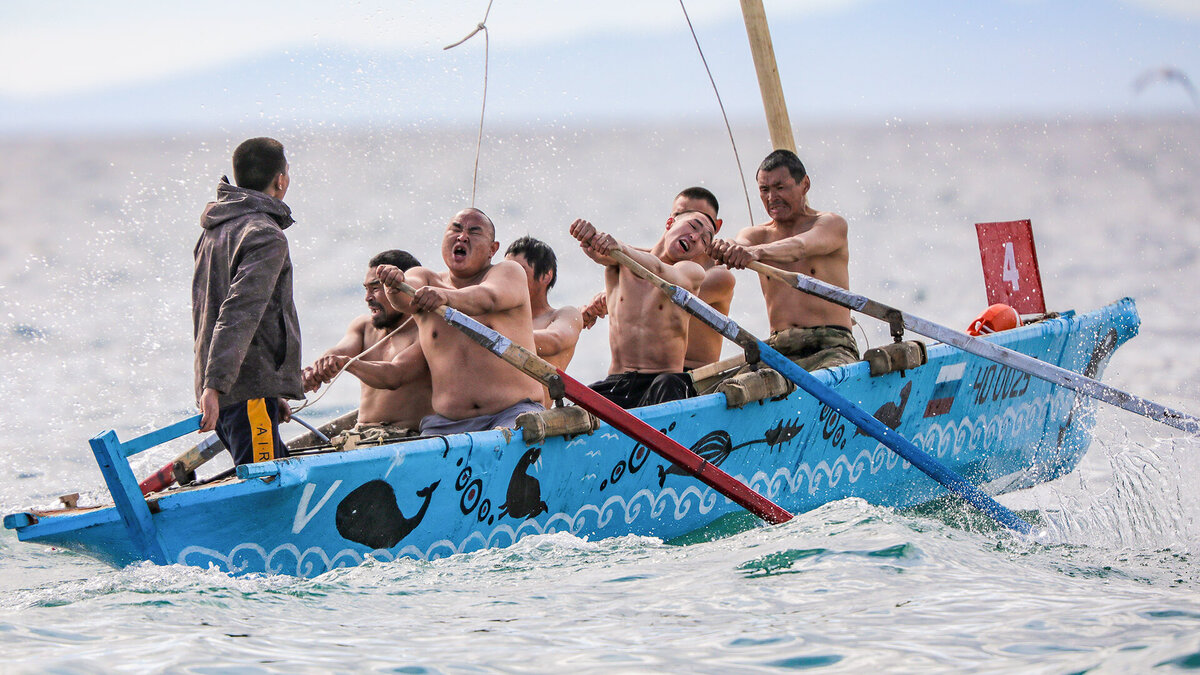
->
[967,304,1020,336]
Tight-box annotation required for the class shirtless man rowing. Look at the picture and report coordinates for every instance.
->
[707,149,858,370]
[303,250,433,435]
[375,208,545,434]
[505,236,583,406]
[581,187,735,370]
[571,212,714,408]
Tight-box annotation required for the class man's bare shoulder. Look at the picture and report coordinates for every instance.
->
[700,264,729,288]
[736,223,774,244]
[700,265,735,296]
[550,304,583,325]
[487,258,528,280]
[672,259,707,289]
[813,211,848,231]
[406,266,444,287]
[478,259,530,295]
[347,314,373,334]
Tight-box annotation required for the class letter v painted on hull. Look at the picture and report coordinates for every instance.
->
[293,480,343,534]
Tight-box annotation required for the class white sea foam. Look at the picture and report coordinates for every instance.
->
[1,118,1199,671]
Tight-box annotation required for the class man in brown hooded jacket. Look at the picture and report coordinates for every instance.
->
[193,137,303,466]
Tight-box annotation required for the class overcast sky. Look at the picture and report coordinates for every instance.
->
[1,0,1197,129]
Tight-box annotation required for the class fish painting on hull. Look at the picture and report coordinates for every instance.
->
[656,419,806,487]
[499,447,547,519]
[335,479,440,549]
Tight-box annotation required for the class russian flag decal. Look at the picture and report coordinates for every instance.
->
[924,362,966,417]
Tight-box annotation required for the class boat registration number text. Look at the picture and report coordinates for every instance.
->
[971,364,1032,405]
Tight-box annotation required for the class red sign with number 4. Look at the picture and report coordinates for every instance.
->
[975,220,1046,315]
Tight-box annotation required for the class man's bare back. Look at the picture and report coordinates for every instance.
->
[379,209,543,424]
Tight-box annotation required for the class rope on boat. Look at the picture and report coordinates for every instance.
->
[290,5,798,418]
[293,2,495,416]
[444,0,496,208]
[677,0,756,231]
[290,318,412,415]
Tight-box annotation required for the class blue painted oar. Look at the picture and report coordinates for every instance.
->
[609,250,1033,534]
[748,261,1200,435]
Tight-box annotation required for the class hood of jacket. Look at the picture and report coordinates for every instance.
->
[201,176,295,231]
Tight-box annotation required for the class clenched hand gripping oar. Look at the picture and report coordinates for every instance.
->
[747,261,1200,435]
[609,250,1033,534]
[388,279,793,525]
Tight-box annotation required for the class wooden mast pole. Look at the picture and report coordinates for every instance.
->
[740,0,796,152]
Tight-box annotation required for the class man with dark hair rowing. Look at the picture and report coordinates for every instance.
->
[707,149,858,372]
[303,250,434,442]
[582,187,735,370]
[375,208,545,435]
[505,236,583,407]
[193,137,302,466]
[571,211,715,408]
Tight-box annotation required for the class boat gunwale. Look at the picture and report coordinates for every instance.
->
[3,299,1137,545]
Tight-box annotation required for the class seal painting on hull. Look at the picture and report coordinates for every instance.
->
[499,448,547,519]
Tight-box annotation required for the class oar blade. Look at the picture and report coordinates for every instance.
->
[754,346,1032,534]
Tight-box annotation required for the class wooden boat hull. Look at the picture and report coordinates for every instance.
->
[5,299,1139,576]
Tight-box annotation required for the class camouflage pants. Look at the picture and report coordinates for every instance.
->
[331,422,415,451]
[740,325,860,373]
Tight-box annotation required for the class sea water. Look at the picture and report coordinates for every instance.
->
[1,118,1199,672]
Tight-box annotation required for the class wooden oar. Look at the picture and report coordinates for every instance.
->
[609,249,1033,534]
[387,279,792,525]
[138,433,223,495]
[747,261,1200,435]
[138,410,358,495]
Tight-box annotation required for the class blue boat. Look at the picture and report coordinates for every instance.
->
[3,299,1138,577]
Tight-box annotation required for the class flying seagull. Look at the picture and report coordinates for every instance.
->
[1133,66,1200,109]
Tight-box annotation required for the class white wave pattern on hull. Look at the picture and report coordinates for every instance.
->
[172,399,1058,575]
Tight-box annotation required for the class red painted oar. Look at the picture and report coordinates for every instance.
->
[557,374,791,523]
[138,434,223,494]
[390,279,793,525]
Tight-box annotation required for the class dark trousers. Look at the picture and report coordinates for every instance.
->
[588,372,696,409]
[215,398,289,466]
